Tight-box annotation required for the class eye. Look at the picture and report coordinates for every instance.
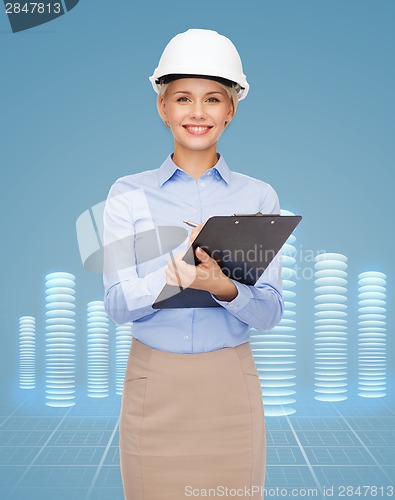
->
[176,97,189,102]
[207,97,220,102]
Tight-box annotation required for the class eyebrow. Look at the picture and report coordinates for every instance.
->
[172,91,224,96]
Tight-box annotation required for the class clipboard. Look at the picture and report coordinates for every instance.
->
[152,213,302,309]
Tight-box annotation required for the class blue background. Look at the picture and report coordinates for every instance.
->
[0,1,394,498]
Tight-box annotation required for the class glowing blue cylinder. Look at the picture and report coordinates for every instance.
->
[87,301,109,398]
[249,208,297,416]
[45,272,76,407]
[19,316,35,389]
[358,271,386,398]
[314,253,348,402]
[116,323,133,395]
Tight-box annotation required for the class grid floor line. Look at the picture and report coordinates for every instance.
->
[285,415,325,497]
[0,395,33,429]
[85,417,120,500]
[7,407,72,497]
[1,394,394,499]
[333,404,394,484]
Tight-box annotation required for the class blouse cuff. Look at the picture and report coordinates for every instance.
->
[210,279,252,312]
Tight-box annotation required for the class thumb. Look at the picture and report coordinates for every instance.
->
[196,247,215,267]
[196,246,211,262]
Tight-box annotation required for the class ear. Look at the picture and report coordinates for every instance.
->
[225,98,235,126]
[158,95,169,124]
[226,98,235,122]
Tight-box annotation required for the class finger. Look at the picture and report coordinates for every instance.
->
[165,268,176,286]
[166,265,182,287]
[195,246,210,261]
[166,258,184,277]
[168,253,184,273]
[173,260,183,286]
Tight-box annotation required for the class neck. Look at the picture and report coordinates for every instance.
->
[171,144,219,181]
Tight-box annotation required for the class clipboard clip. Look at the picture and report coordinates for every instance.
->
[231,212,280,224]
[232,212,281,217]
[232,212,264,216]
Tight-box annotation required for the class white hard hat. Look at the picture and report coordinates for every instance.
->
[149,28,249,101]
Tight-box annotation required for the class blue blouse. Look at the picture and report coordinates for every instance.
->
[103,152,284,353]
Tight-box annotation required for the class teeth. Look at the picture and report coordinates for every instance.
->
[186,126,209,131]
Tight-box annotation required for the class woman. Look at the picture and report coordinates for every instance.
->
[103,28,284,500]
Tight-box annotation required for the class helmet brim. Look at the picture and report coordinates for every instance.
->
[157,73,244,91]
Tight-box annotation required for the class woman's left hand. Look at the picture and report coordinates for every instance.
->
[165,247,237,299]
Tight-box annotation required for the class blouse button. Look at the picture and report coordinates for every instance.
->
[184,335,189,341]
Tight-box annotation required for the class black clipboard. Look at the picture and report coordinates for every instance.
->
[152,213,302,309]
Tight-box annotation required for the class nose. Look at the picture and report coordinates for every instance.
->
[189,100,207,120]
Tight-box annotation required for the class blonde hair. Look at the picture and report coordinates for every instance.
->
[157,80,239,129]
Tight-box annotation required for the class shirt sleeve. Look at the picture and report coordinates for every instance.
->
[209,184,284,331]
[102,180,167,324]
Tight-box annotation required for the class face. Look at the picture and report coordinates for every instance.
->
[158,78,234,154]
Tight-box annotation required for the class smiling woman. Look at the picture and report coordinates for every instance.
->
[156,78,236,171]
[157,79,240,130]
[103,28,284,500]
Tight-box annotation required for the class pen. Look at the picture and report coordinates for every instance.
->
[183,220,199,228]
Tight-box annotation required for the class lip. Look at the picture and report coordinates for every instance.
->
[182,125,213,136]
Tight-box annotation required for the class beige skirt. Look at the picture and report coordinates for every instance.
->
[119,338,266,500]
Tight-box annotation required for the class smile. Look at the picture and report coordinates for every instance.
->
[183,125,213,135]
